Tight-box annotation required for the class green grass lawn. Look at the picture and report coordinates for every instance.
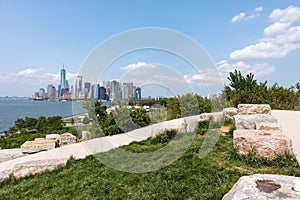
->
[0,129,299,200]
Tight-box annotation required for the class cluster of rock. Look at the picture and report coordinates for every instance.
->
[223,174,300,200]
[20,133,77,154]
[232,104,293,160]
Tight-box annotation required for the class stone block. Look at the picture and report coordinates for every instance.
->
[13,158,68,179]
[21,140,56,154]
[59,133,77,147]
[233,130,293,160]
[238,104,271,115]
[234,114,278,130]
[223,107,238,120]
[223,174,300,200]
[255,122,281,135]
[199,113,212,121]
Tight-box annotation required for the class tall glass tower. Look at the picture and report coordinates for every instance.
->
[60,66,66,96]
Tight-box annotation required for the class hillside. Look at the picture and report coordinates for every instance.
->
[0,128,299,200]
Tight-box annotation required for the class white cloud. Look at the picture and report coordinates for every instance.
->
[0,68,77,88]
[231,13,246,23]
[121,62,156,71]
[216,60,275,78]
[231,7,263,23]
[255,7,263,12]
[230,6,300,60]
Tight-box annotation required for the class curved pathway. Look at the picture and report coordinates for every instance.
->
[271,110,300,161]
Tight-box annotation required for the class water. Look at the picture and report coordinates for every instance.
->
[0,100,87,133]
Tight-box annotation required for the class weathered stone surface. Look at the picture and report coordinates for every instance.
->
[223,107,238,120]
[46,134,60,140]
[221,126,231,133]
[0,149,26,163]
[223,174,300,200]
[21,140,56,154]
[59,133,77,146]
[81,131,91,140]
[199,113,212,121]
[13,158,68,179]
[233,130,293,160]
[234,114,278,130]
[255,122,281,133]
[0,169,13,182]
[238,104,271,115]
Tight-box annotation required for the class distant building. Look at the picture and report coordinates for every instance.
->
[59,66,67,97]
[134,87,141,100]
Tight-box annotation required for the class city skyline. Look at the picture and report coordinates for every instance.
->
[32,66,142,101]
[1,1,300,96]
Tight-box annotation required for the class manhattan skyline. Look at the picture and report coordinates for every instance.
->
[1,1,300,97]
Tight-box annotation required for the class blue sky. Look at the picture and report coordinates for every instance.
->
[1,0,300,97]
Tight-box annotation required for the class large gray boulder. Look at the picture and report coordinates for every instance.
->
[238,104,271,115]
[223,174,300,200]
[234,114,278,130]
[233,130,293,160]
[13,158,68,179]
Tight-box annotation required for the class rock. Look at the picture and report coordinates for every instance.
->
[81,131,91,140]
[237,104,271,115]
[223,174,300,200]
[221,126,231,133]
[255,122,281,135]
[0,169,13,182]
[223,107,238,120]
[233,130,293,160]
[20,140,56,154]
[13,158,68,179]
[59,133,77,147]
[46,134,60,140]
[34,138,45,141]
[234,114,278,130]
[0,149,26,163]
[199,113,212,121]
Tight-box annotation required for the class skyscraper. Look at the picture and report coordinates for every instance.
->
[59,66,66,97]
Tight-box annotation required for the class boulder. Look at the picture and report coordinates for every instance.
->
[199,113,212,121]
[59,133,77,147]
[234,114,278,130]
[20,140,56,154]
[233,130,293,160]
[13,158,68,179]
[223,107,238,120]
[221,126,231,133]
[237,104,271,115]
[255,122,281,135]
[223,174,300,200]
[81,131,91,140]
[46,134,60,140]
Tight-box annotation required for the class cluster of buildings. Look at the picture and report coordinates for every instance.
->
[32,67,141,101]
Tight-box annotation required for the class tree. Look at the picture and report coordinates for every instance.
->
[82,116,90,125]
[224,70,268,107]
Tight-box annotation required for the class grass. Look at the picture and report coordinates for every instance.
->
[0,126,299,199]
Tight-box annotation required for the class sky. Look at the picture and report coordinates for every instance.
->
[1,0,300,97]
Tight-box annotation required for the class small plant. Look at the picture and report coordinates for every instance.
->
[196,121,209,135]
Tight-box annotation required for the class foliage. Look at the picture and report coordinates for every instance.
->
[1,128,300,199]
[82,116,90,125]
[1,116,77,149]
[225,70,300,110]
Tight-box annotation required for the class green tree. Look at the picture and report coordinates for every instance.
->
[82,116,90,125]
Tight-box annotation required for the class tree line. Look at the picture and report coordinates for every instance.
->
[224,70,300,110]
